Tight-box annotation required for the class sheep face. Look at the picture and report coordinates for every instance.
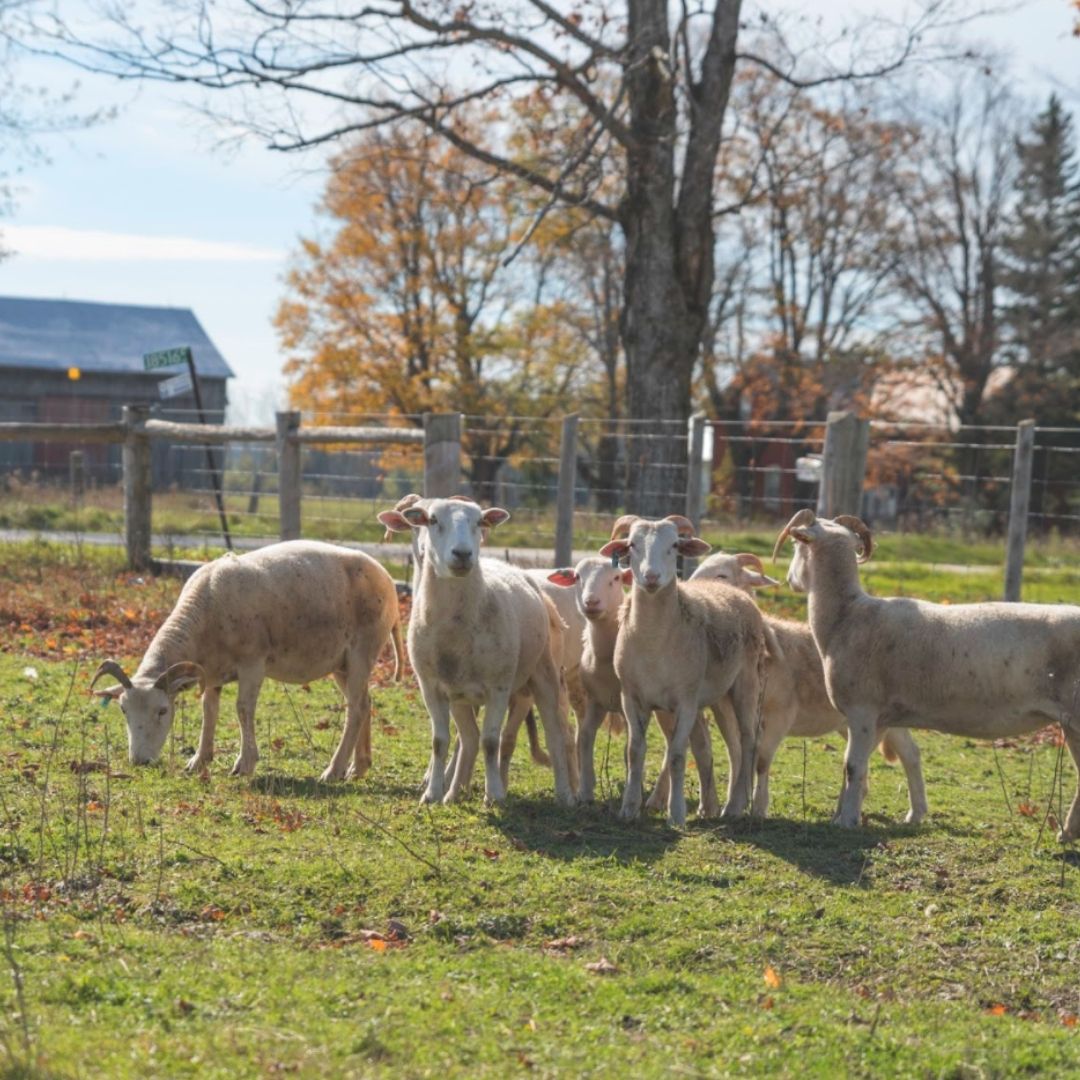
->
[777,513,872,593]
[548,557,629,620]
[93,661,203,764]
[400,498,510,579]
[690,552,779,593]
[600,520,710,594]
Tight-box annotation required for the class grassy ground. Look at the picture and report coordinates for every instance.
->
[0,544,1079,1076]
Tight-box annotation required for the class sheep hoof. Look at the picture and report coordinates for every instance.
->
[418,788,441,806]
[1057,827,1076,844]
[184,754,210,775]
[230,757,257,778]
[347,760,371,781]
[831,811,859,828]
[554,790,577,809]
[904,808,927,826]
[319,765,344,783]
[617,804,640,823]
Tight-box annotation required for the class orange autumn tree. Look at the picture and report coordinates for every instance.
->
[276,120,593,500]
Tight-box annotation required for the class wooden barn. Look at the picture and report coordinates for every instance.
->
[0,296,233,486]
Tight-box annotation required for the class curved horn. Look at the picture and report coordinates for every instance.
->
[448,494,478,504]
[609,514,641,541]
[834,515,874,563]
[735,552,765,574]
[393,493,424,512]
[90,660,131,692]
[153,661,204,693]
[771,508,817,563]
[662,514,696,538]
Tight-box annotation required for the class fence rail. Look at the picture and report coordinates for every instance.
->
[0,407,1075,600]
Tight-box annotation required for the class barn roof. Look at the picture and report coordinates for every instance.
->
[0,296,234,379]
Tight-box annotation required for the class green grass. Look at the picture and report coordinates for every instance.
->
[0,647,1078,1078]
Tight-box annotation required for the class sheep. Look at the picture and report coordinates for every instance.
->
[678,551,927,823]
[547,555,721,815]
[380,494,558,784]
[599,514,767,826]
[774,508,1080,839]
[89,540,404,781]
[377,496,575,807]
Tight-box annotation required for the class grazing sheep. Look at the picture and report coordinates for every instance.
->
[378,497,574,806]
[775,508,1080,838]
[600,515,767,826]
[547,556,721,815]
[680,552,927,823]
[90,541,404,780]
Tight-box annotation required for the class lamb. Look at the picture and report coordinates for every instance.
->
[599,515,767,826]
[90,540,404,781]
[679,551,927,823]
[377,496,575,806]
[547,555,721,815]
[774,508,1080,839]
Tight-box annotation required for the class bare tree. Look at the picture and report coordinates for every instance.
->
[44,0,970,512]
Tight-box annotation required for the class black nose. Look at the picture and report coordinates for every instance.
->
[450,547,472,562]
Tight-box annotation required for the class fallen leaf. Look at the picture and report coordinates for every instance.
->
[482,848,500,860]
[1017,802,1038,818]
[386,919,410,941]
[986,1003,1007,1016]
[585,957,618,975]
[545,936,585,951]
[270,738,285,752]
[368,938,388,952]
[200,905,226,922]
[763,965,782,989]
[760,995,775,1010]
[85,801,104,813]
[1060,1011,1078,1028]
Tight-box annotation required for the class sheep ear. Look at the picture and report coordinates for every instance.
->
[481,507,510,528]
[599,539,630,559]
[95,684,125,702]
[790,527,814,544]
[676,537,711,557]
[378,510,415,534]
[154,662,204,696]
[547,569,578,587]
[401,506,430,527]
[621,568,634,586]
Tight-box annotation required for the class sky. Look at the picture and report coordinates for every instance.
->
[2,0,1078,423]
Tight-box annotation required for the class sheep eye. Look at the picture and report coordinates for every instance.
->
[158,707,168,717]
[429,515,438,525]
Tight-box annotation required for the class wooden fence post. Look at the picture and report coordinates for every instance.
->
[69,450,85,505]
[122,404,152,570]
[682,413,708,577]
[423,413,462,497]
[276,411,302,541]
[816,410,869,519]
[1003,419,1036,602]
[554,414,579,567]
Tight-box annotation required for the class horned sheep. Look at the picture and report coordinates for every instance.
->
[91,540,404,781]
[776,509,1080,839]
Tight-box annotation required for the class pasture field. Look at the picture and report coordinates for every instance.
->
[0,542,1079,1077]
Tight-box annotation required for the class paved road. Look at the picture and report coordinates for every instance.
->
[0,527,588,570]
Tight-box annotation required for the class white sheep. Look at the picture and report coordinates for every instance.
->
[378,497,575,806]
[775,508,1080,838]
[600,514,767,826]
[90,540,404,780]
[682,551,927,823]
[547,555,721,815]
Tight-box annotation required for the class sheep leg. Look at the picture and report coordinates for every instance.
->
[1059,725,1080,843]
[749,711,789,820]
[576,697,606,803]
[723,671,761,818]
[646,710,675,813]
[230,665,264,777]
[618,693,649,821]
[664,705,699,827]
[711,700,742,814]
[499,693,532,791]
[445,704,480,803]
[834,710,877,827]
[185,685,221,773]
[880,728,928,825]
[530,668,575,808]
[478,688,513,806]
[690,713,721,818]
[319,670,364,781]
[418,680,453,804]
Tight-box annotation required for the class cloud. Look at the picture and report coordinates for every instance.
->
[3,225,284,263]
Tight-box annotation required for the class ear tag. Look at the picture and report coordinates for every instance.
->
[611,551,620,569]
[99,695,112,709]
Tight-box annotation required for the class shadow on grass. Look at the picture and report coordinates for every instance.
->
[247,773,363,800]
[489,795,683,866]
